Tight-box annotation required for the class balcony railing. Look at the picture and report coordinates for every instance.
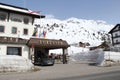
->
[113,42,120,45]
[112,35,120,38]
[0,37,28,44]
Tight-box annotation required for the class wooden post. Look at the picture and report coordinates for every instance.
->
[30,45,34,64]
[62,48,68,64]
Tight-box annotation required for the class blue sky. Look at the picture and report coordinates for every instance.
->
[0,0,120,24]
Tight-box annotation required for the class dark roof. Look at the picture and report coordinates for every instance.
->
[0,3,45,18]
[109,24,120,33]
[27,38,70,49]
[0,36,28,44]
[0,3,28,10]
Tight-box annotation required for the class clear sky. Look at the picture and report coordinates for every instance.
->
[0,0,120,24]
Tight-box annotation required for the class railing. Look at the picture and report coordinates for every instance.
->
[112,35,120,38]
[0,37,27,44]
[113,42,120,45]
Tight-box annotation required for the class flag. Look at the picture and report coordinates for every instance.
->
[35,31,38,37]
[43,30,47,38]
[28,10,40,14]
[39,30,42,38]
[32,29,38,37]
[32,31,36,36]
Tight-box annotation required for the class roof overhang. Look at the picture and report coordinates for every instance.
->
[108,24,120,34]
[0,7,45,18]
[27,38,70,49]
[0,3,45,18]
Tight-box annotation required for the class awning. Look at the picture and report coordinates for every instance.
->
[27,38,70,49]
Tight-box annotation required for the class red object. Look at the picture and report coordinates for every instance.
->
[28,10,40,14]
[31,44,34,48]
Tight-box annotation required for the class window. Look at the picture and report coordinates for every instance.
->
[23,29,28,35]
[12,27,17,34]
[7,47,21,56]
[11,17,22,22]
[115,33,118,37]
[116,40,118,43]
[24,17,29,24]
[119,26,120,30]
[0,25,4,32]
[0,13,6,21]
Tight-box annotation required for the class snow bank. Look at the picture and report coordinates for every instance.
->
[70,49,103,62]
[0,55,34,72]
[104,51,120,61]
[70,49,120,66]
[97,51,120,66]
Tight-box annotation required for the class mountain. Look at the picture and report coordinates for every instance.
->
[34,17,114,54]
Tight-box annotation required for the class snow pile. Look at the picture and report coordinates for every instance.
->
[0,55,34,72]
[70,49,103,62]
[70,49,120,66]
[98,51,120,66]
[104,51,120,61]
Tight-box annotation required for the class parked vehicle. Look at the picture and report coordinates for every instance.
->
[40,58,55,66]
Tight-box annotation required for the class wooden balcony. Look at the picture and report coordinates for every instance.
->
[0,37,28,44]
[113,42,120,45]
[112,35,120,38]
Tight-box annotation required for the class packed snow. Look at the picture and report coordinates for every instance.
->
[70,49,120,66]
[97,51,120,66]
[0,55,34,72]
[70,49,103,62]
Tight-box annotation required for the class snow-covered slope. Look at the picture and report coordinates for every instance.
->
[35,17,114,47]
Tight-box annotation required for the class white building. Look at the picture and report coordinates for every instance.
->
[0,3,44,59]
[0,3,70,64]
[109,24,120,51]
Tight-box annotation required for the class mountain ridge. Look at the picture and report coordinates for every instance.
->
[34,17,114,47]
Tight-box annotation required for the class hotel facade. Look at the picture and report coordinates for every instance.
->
[0,3,69,64]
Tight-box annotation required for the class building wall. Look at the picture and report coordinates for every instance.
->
[113,37,120,43]
[0,11,35,39]
[0,3,42,60]
[0,10,34,59]
[111,30,120,46]
[112,31,120,37]
[0,44,29,59]
[114,44,120,47]
[0,44,6,55]
[109,24,120,51]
